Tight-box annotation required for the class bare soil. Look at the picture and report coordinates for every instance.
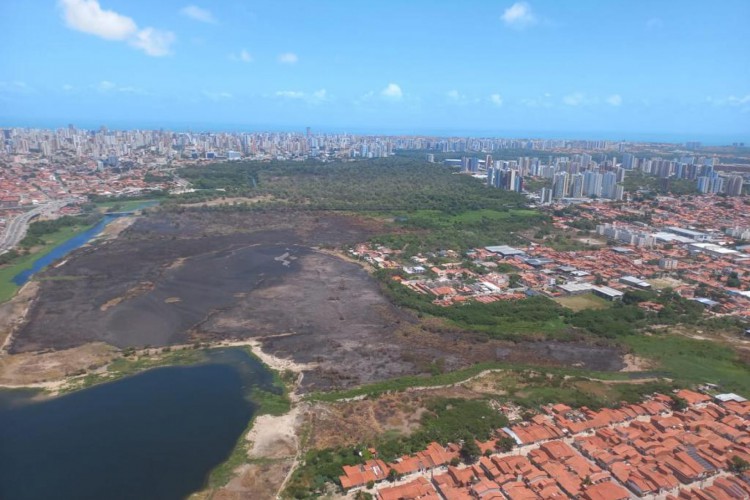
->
[8,209,625,393]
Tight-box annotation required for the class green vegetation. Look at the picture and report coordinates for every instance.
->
[94,198,160,212]
[622,170,697,195]
[307,362,644,404]
[61,347,209,393]
[0,222,94,302]
[173,156,528,212]
[377,273,567,338]
[19,214,99,248]
[285,397,507,498]
[379,269,712,341]
[206,351,291,490]
[554,293,611,312]
[169,156,549,254]
[624,334,750,395]
[373,208,547,255]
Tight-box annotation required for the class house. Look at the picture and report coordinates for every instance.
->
[582,482,631,500]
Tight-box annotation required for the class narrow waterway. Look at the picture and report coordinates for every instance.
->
[0,348,275,500]
[12,201,158,286]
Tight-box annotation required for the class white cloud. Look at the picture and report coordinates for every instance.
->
[203,91,233,101]
[446,89,479,104]
[606,94,622,106]
[501,2,536,28]
[490,94,503,107]
[59,0,137,40]
[0,81,33,94]
[229,49,253,62]
[180,5,216,24]
[278,52,298,64]
[381,83,403,100]
[92,80,145,94]
[129,28,175,57]
[521,93,554,108]
[275,90,305,99]
[58,0,175,57]
[62,84,75,91]
[274,89,328,104]
[563,92,586,106]
[96,80,116,91]
[446,90,462,100]
[311,89,327,102]
[238,49,252,62]
[727,95,750,106]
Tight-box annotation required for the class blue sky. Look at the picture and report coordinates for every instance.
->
[0,0,749,140]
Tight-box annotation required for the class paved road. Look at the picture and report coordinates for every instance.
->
[0,198,76,253]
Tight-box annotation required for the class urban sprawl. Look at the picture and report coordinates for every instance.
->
[2,127,750,500]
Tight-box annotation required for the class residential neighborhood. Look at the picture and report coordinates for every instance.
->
[342,390,750,500]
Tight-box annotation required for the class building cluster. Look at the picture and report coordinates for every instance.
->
[619,154,744,196]
[340,390,750,500]
[443,154,626,199]
[463,150,749,203]
[351,196,750,315]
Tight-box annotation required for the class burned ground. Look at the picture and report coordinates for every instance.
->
[11,209,623,391]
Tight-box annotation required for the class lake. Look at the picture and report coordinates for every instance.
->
[0,348,274,500]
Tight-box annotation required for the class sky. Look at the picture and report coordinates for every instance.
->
[0,0,749,141]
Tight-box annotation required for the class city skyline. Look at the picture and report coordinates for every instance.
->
[1,0,749,141]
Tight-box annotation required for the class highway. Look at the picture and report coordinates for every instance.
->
[0,198,76,253]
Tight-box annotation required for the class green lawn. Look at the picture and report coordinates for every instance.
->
[554,293,612,312]
[94,199,159,212]
[0,224,92,302]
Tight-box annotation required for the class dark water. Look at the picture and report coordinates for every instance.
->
[12,202,159,286]
[0,348,275,500]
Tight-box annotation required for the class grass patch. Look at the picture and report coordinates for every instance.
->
[375,207,547,255]
[206,418,255,489]
[0,224,93,302]
[554,293,612,312]
[306,361,642,403]
[94,199,159,212]
[61,347,209,393]
[624,334,750,395]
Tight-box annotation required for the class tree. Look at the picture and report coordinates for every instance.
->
[729,456,750,473]
[460,438,481,464]
[727,272,741,288]
[670,395,688,411]
[495,436,516,453]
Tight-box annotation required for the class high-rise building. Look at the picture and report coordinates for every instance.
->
[697,176,711,193]
[601,172,618,199]
[553,172,569,199]
[726,175,744,196]
[583,171,602,197]
[570,173,584,198]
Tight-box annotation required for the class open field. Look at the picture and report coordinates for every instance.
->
[624,334,750,395]
[648,276,687,290]
[6,208,625,393]
[553,293,612,312]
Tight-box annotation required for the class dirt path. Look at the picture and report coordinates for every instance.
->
[0,281,38,353]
